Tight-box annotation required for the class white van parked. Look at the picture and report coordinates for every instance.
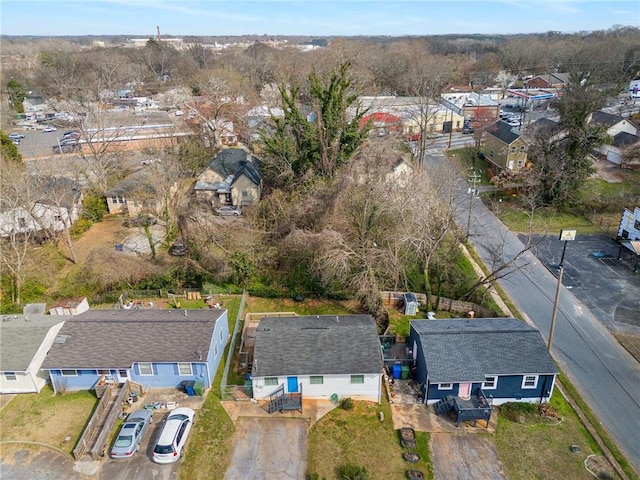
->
[152,407,195,464]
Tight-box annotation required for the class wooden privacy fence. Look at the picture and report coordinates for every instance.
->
[380,291,498,318]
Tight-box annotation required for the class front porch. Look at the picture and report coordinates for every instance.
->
[434,390,493,428]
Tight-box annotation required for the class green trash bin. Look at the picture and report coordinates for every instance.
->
[401,365,410,380]
[194,381,204,396]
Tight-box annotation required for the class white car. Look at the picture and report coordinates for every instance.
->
[152,407,195,464]
[215,206,241,216]
[174,110,184,116]
[42,126,57,132]
[8,133,25,140]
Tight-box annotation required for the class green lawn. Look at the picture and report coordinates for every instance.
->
[495,203,609,235]
[307,397,433,480]
[0,386,98,455]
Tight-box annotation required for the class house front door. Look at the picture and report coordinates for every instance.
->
[117,369,130,383]
[287,376,298,393]
[458,382,471,399]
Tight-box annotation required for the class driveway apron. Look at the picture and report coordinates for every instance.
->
[224,417,307,480]
[431,433,507,480]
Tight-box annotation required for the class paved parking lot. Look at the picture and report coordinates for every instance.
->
[521,234,640,333]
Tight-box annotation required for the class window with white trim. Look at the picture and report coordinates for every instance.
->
[138,363,153,376]
[482,376,497,390]
[61,369,77,377]
[350,375,364,384]
[4,372,17,381]
[310,376,324,385]
[437,383,453,390]
[177,363,192,375]
[97,369,110,375]
[265,377,278,386]
[522,375,539,389]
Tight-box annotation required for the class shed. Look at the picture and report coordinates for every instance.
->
[403,292,419,315]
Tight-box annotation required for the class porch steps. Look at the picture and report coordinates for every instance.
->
[434,396,455,416]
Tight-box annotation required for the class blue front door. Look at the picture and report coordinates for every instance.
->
[287,376,298,393]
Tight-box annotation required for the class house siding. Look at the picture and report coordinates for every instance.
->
[252,373,381,402]
[231,175,260,207]
[425,374,556,404]
[484,136,528,172]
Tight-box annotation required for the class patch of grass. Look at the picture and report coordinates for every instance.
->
[0,385,98,455]
[495,389,618,480]
[496,203,604,235]
[245,296,361,316]
[307,398,430,479]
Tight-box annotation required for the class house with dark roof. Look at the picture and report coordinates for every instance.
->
[408,318,558,406]
[251,315,384,403]
[1,314,66,394]
[41,309,229,393]
[104,167,171,216]
[483,121,530,172]
[590,111,640,165]
[194,148,262,208]
[524,73,570,89]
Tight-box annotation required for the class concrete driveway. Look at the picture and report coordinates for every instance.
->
[97,411,180,480]
[224,417,307,480]
[431,433,507,480]
[0,445,87,480]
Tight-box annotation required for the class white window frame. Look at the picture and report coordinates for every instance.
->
[310,376,324,385]
[265,377,278,386]
[522,375,539,389]
[138,363,154,376]
[350,375,364,384]
[482,376,498,390]
[60,369,77,377]
[437,383,453,390]
[177,363,192,376]
[4,372,18,381]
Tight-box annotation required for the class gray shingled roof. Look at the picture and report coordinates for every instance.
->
[1,315,65,372]
[253,315,383,377]
[486,121,521,144]
[612,131,639,148]
[591,111,624,127]
[41,309,225,370]
[410,318,558,383]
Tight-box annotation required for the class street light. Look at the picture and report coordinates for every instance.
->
[465,169,482,242]
[548,229,577,351]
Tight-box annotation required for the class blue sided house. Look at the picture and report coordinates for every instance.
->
[41,309,229,393]
[408,318,558,408]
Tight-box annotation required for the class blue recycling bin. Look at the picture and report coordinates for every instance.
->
[392,364,402,379]
[183,381,196,396]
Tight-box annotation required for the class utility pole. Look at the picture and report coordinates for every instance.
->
[548,229,577,351]
[465,169,482,242]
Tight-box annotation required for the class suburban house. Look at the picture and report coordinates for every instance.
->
[41,309,229,393]
[617,207,640,241]
[0,314,66,394]
[251,315,384,403]
[193,148,262,208]
[408,318,558,406]
[588,111,640,165]
[0,177,83,238]
[360,112,403,137]
[524,73,570,89]
[483,121,530,172]
[49,297,90,316]
[104,166,177,216]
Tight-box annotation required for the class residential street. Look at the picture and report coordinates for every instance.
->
[425,147,640,473]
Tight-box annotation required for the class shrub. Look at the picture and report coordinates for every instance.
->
[338,463,368,480]
[339,397,354,410]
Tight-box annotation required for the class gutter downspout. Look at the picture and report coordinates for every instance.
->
[29,370,40,393]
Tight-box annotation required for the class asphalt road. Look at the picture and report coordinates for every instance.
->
[425,150,640,473]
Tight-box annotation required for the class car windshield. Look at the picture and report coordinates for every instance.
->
[169,414,188,421]
[115,435,133,448]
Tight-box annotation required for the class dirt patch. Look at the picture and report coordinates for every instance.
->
[592,158,627,183]
[613,332,640,363]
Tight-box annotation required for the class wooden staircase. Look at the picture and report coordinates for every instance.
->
[434,396,455,416]
[268,384,303,414]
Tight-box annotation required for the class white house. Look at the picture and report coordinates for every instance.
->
[49,297,90,316]
[617,207,640,241]
[0,178,83,238]
[251,315,383,403]
[0,314,65,394]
